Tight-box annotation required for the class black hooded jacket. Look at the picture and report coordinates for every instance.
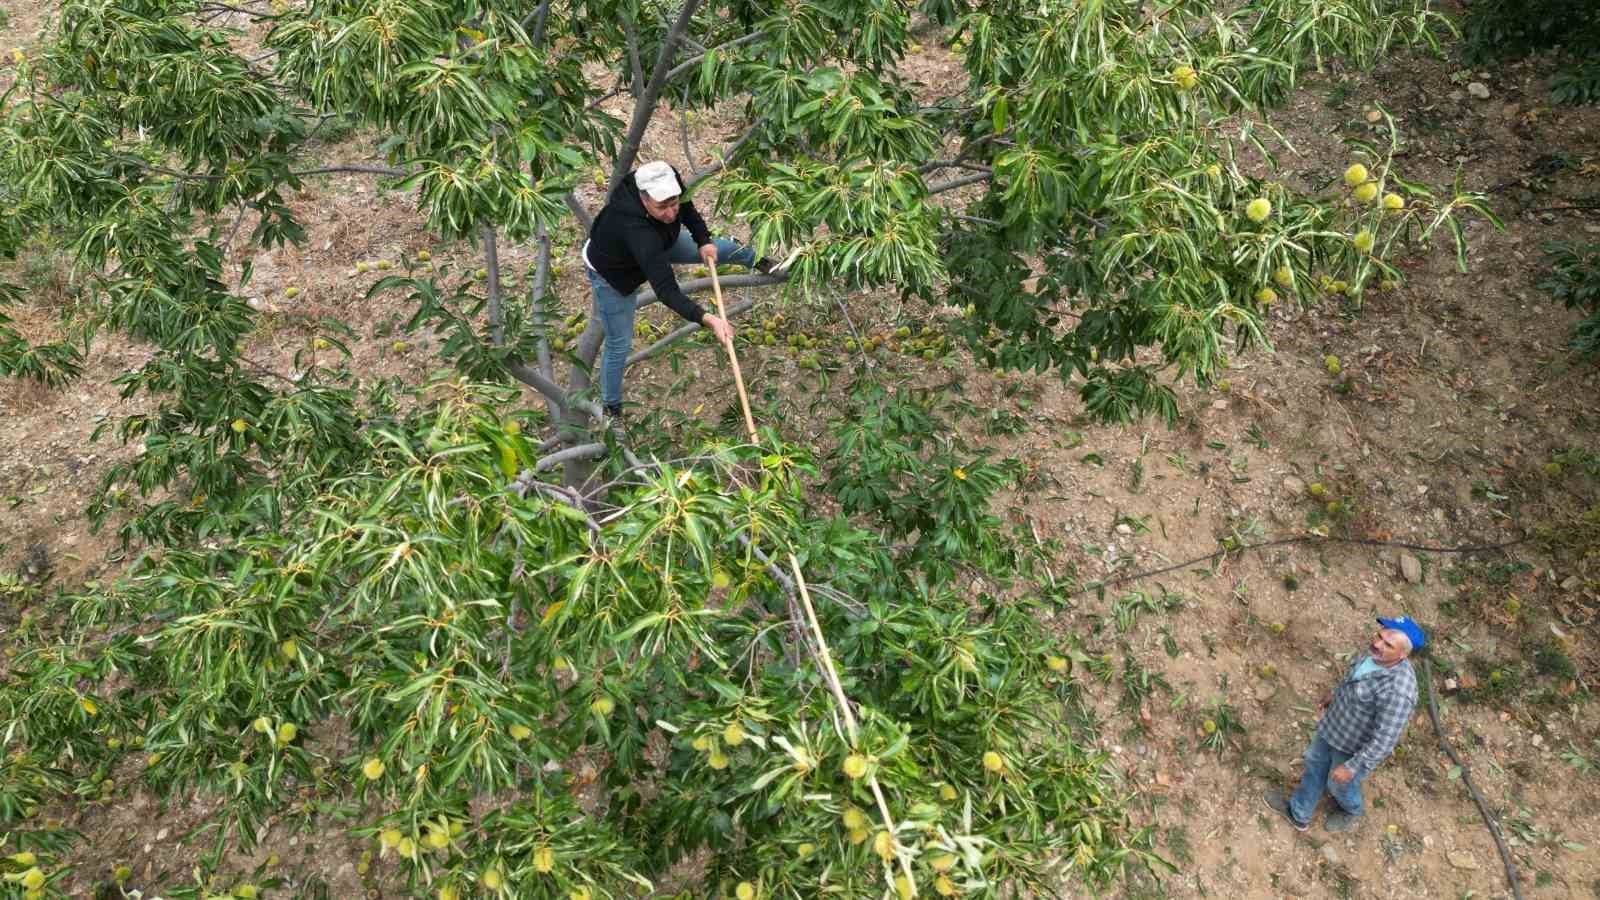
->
[586,165,712,325]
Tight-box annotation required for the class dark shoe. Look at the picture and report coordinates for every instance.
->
[1263,790,1309,832]
[753,256,785,276]
[601,404,626,439]
[1324,810,1362,833]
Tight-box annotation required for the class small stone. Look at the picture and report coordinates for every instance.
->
[1467,82,1490,100]
[1561,575,1581,592]
[1211,399,1228,410]
[1444,678,1458,691]
[1447,850,1478,870]
[155,828,168,841]
[1321,845,1340,866]
[1399,553,1423,584]
[1282,475,1307,498]
[1116,523,1132,535]
[1256,679,1277,701]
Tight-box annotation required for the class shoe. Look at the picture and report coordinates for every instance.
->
[601,403,626,438]
[1262,790,1309,832]
[753,256,785,276]
[1324,810,1362,833]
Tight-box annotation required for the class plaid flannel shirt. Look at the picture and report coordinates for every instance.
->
[1316,653,1419,777]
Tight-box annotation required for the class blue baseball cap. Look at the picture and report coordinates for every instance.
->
[1377,615,1425,652]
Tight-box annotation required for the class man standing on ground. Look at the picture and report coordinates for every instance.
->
[1264,616,1424,833]
[583,160,780,422]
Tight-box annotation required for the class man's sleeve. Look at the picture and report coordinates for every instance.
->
[626,226,706,325]
[679,200,713,247]
[1350,685,1416,776]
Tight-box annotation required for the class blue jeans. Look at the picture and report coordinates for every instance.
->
[587,231,756,409]
[1289,733,1366,825]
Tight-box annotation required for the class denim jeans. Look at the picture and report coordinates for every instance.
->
[588,230,756,409]
[1289,733,1367,825]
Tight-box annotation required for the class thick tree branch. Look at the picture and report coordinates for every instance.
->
[634,271,786,312]
[531,224,555,380]
[522,0,553,42]
[926,172,992,195]
[482,226,505,346]
[508,361,596,418]
[564,191,594,234]
[535,442,607,472]
[626,295,757,367]
[609,0,704,191]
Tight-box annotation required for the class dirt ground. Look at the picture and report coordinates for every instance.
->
[2,3,1598,899]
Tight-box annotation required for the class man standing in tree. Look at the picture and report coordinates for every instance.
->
[1264,616,1424,834]
[583,160,779,422]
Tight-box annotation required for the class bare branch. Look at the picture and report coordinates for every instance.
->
[679,110,696,173]
[916,130,1008,175]
[609,0,705,191]
[293,164,405,178]
[128,159,404,182]
[626,295,757,367]
[586,86,626,111]
[686,119,765,188]
[482,226,505,346]
[917,160,993,175]
[623,15,646,97]
[926,171,992,195]
[663,30,768,82]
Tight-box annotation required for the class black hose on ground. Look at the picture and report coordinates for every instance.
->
[1421,656,1525,900]
[1068,533,1526,599]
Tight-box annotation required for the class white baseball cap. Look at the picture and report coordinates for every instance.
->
[635,161,682,202]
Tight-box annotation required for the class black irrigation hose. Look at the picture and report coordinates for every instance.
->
[1068,533,1528,599]
[1423,656,1525,900]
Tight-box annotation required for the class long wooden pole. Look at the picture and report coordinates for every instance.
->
[703,269,913,895]
[707,266,759,441]
[789,554,916,895]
